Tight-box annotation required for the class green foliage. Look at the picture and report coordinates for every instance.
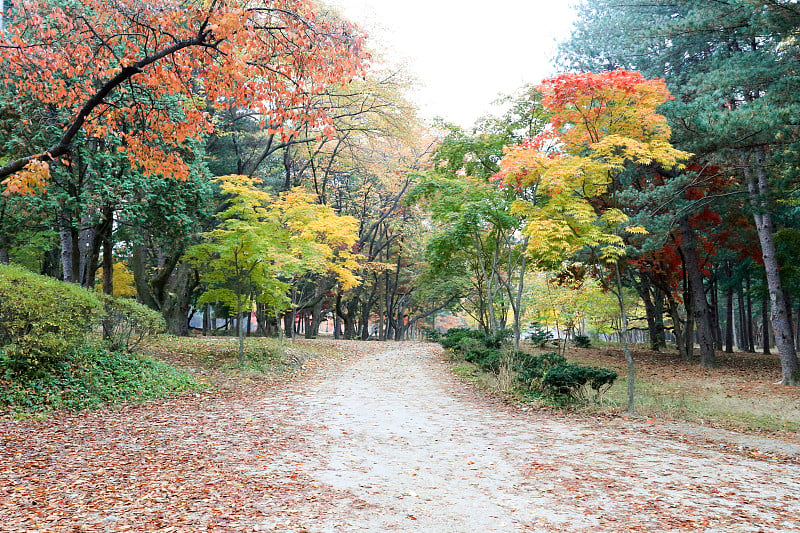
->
[525,273,622,337]
[542,364,618,402]
[421,327,442,343]
[574,334,592,348]
[439,327,483,350]
[438,327,513,372]
[0,344,201,413]
[439,327,511,350]
[483,328,513,349]
[102,296,167,352]
[441,324,617,403]
[526,326,554,348]
[410,95,547,335]
[0,263,102,372]
[515,351,567,390]
[515,350,615,402]
[464,347,503,373]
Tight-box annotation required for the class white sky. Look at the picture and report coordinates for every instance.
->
[327,0,577,128]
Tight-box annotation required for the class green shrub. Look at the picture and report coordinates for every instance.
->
[542,363,618,401]
[102,296,166,352]
[516,351,567,390]
[482,328,512,349]
[421,327,442,342]
[526,327,554,348]
[464,346,502,372]
[440,327,512,352]
[456,335,484,354]
[574,334,592,348]
[0,264,102,373]
[440,328,483,350]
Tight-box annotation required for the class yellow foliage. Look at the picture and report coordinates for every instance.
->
[2,160,50,195]
[95,261,137,298]
[496,70,690,265]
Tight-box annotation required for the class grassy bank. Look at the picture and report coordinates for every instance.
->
[0,344,202,415]
[445,340,800,435]
[1,334,337,416]
[142,335,327,378]
[571,345,800,433]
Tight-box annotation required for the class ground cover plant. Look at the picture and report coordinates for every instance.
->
[0,344,202,414]
[439,324,800,437]
[142,335,322,378]
[572,345,800,434]
[438,327,618,404]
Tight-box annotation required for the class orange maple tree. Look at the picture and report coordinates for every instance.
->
[495,70,688,262]
[0,0,368,193]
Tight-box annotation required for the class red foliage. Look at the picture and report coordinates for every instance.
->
[0,0,369,193]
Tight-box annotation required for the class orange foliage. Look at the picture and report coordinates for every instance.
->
[0,0,369,193]
[539,70,674,150]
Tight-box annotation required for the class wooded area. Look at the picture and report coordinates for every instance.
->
[3,0,800,392]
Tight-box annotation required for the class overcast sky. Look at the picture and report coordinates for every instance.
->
[327,0,577,128]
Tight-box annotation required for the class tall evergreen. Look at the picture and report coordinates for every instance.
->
[562,0,800,383]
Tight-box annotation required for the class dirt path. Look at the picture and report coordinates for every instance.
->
[3,340,800,531]
[283,342,800,532]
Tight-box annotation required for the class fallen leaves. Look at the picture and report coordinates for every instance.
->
[0,340,372,532]
[3,339,800,531]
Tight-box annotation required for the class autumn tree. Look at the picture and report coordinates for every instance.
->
[266,68,441,341]
[560,1,800,384]
[188,176,360,360]
[0,0,368,192]
[496,70,690,410]
[412,87,548,348]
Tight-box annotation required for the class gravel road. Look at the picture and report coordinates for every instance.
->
[274,341,800,532]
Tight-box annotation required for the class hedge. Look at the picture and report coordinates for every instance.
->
[0,263,103,372]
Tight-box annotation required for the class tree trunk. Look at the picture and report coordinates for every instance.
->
[283,313,293,339]
[58,212,77,283]
[653,287,667,350]
[358,298,371,340]
[512,239,528,351]
[161,263,196,336]
[306,300,324,339]
[77,219,100,288]
[725,262,734,353]
[678,216,716,367]
[639,274,665,351]
[737,283,747,351]
[130,243,158,309]
[333,293,342,340]
[762,296,771,355]
[101,205,114,296]
[666,295,687,360]
[684,307,695,362]
[203,305,211,335]
[615,263,635,413]
[710,276,723,351]
[745,274,755,352]
[236,293,244,366]
[744,150,799,384]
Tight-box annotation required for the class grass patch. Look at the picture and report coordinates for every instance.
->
[0,344,202,415]
[143,335,305,376]
[447,340,800,434]
[570,347,800,433]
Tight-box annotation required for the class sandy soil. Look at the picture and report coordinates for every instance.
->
[3,340,800,532]
[279,341,800,532]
